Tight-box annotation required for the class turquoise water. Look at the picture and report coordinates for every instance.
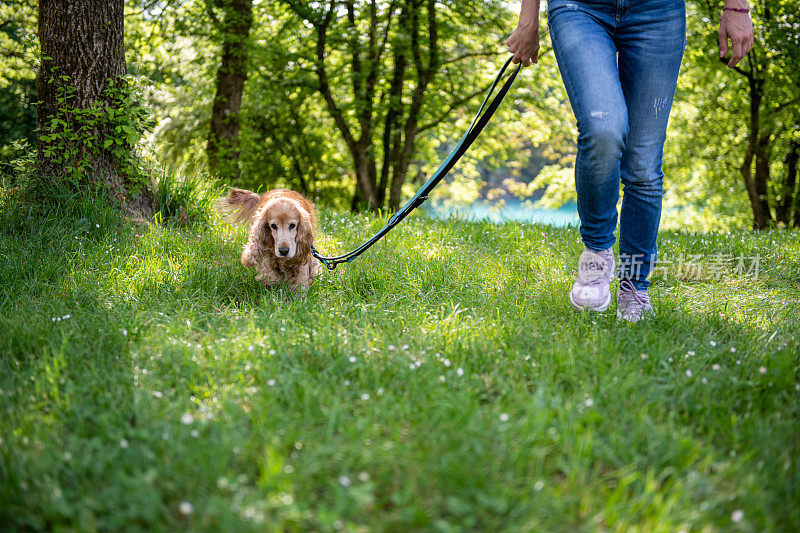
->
[425,199,579,227]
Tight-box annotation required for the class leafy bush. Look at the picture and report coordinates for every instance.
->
[37,75,153,187]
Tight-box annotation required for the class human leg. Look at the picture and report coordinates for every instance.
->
[615,0,686,291]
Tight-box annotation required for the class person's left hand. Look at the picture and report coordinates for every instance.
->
[719,10,754,67]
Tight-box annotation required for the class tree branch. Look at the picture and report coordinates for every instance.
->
[441,50,502,66]
[417,82,495,133]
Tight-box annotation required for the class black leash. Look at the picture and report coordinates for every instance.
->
[312,56,522,271]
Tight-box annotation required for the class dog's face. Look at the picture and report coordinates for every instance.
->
[261,198,310,260]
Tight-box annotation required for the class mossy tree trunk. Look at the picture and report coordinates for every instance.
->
[37,0,153,219]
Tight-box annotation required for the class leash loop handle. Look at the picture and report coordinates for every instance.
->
[312,57,521,270]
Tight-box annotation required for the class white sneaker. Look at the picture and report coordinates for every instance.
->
[617,279,654,322]
[569,247,614,312]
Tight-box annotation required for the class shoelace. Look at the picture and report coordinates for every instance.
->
[619,279,649,308]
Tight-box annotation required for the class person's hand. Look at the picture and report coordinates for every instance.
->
[506,21,540,67]
[719,8,754,67]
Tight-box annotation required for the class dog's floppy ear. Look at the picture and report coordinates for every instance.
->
[295,208,314,260]
[216,188,261,225]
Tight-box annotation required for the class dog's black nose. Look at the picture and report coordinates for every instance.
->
[278,247,290,256]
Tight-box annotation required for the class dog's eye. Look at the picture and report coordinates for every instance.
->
[270,223,278,230]
[288,223,296,230]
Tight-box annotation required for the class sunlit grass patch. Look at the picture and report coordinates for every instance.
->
[1,198,798,531]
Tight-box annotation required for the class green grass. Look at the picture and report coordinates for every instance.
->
[1,195,798,531]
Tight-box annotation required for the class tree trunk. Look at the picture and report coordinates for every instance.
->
[778,138,798,226]
[206,0,253,181]
[389,122,418,210]
[352,143,378,210]
[377,44,407,208]
[754,133,772,224]
[37,0,153,219]
[740,77,771,229]
[388,0,438,211]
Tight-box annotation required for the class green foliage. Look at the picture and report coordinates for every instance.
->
[2,0,795,227]
[665,0,800,228]
[0,0,38,175]
[1,189,799,529]
[38,76,154,187]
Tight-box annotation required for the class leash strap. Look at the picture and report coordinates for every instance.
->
[312,56,522,271]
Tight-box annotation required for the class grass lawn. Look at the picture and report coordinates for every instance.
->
[1,196,799,531]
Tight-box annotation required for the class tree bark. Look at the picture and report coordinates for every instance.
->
[754,133,772,223]
[784,139,799,227]
[206,0,253,181]
[37,0,153,219]
[740,76,771,229]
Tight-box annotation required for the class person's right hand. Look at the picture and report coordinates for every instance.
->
[719,9,754,67]
[506,21,540,67]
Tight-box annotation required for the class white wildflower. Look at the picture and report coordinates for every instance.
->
[179,501,194,515]
[181,413,193,425]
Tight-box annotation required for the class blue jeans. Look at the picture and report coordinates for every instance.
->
[547,0,686,290]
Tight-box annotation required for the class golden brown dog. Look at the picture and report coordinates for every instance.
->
[217,188,321,294]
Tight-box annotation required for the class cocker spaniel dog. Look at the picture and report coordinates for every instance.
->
[217,188,321,294]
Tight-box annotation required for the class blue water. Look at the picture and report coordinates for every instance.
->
[425,199,579,227]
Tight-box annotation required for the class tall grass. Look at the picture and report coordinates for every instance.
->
[153,166,218,226]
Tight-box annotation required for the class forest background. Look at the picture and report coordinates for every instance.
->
[1,0,798,230]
